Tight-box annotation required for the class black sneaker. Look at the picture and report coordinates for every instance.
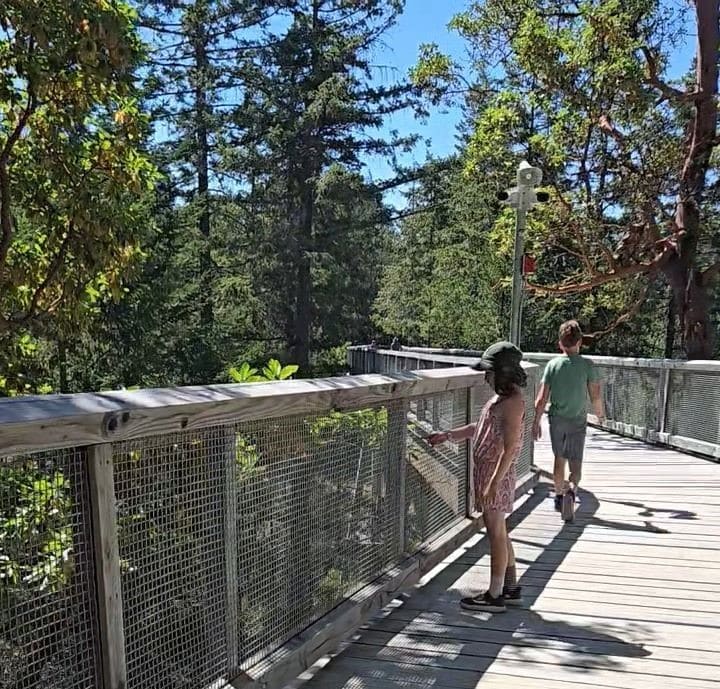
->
[460,591,506,613]
[554,494,563,511]
[503,586,523,606]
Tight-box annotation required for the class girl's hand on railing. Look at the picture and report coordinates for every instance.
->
[427,432,449,447]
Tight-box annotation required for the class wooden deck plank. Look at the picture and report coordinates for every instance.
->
[291,424,720,689]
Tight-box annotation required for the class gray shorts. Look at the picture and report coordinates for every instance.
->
[549,416,587,463]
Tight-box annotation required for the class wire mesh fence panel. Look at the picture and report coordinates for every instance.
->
[233,401,404,670]
[405,389,468,552]
[113,429,231,689]
[598,365,661,433]
[0,449,100,689]
[666,370,720,445]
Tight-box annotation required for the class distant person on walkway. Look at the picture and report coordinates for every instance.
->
[390,336,401,351]
[369,339,378,351]
[533,320,604,517]
[428,341,527,613]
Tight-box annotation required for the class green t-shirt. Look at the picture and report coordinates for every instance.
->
[542,354,599,422]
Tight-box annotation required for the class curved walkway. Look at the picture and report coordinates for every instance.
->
[292,425,720,689]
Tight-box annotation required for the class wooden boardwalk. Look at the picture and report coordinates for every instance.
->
[292,425,720,689]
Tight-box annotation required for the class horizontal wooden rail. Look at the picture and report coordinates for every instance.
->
[0,368,484,455]
[349,345,720,373]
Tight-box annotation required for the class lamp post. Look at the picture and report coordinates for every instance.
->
[498,161,549,346]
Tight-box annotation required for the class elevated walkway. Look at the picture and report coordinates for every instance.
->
[297,423,720,689]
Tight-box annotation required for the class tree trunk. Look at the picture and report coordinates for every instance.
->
[668,0,719,360]
[193,7,213,331]
[664,290,676,359]
[289,0,321,372]
[292,187,313,371]
[58,340,68,393]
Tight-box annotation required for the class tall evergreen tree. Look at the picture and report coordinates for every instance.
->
[138,0,273,380]
[233,0,418,369]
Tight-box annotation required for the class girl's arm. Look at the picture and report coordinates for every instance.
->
[427,422,476,447]
[489,396,525,485]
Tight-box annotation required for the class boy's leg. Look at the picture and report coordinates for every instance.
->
[549,417,568,505]
[553,455,567,511]
[569,459,583,490]
[566,420,587,492]
[561,421,586,522]
[553,455,567,494]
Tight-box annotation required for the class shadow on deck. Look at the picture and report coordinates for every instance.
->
[289,427,720,689]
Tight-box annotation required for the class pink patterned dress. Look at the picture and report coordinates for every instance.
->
[472,395,525,514]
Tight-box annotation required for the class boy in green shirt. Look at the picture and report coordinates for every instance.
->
[533,320,604,518]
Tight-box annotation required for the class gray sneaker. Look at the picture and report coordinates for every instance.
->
[562,489,576,522]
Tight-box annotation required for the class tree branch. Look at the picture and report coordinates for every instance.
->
[641,47,692,103]
[0,92,37,268]
[528,249,670,296]
[583,284,651,342]
[20,224,74,323]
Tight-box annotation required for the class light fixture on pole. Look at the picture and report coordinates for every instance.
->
[497,161,549,346]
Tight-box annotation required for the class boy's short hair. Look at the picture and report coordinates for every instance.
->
[559,320,583,348]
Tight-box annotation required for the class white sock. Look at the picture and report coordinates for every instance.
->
[489,575,504,597]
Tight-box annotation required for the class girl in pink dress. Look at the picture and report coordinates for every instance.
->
[429,341,526,613]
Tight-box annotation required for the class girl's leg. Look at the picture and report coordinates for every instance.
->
[505,532,517,589]
[483,509,508,597]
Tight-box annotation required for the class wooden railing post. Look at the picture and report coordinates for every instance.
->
[224,428,240,673]
[465,387,475,517]
[87,444,127,689]
[657,367,671,434]
[390,403,408,556]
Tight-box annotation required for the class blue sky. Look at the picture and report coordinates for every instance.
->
[364,0,468,202]
[369,0,698,208]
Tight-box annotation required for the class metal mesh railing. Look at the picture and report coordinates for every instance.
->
[600,365,662,431]
[113,430,231,689]
[233,402,404,669]
[405,390,467,551]
[0,449,99,689]
[352,347,539,481]
[1,362,532,689]
[523,352,720,458]
[666,370,720,446]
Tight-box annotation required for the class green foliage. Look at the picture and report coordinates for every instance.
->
[0,464,73,595]
[0,0,157,339]
[406,0,720,356]
[228,362,265,383]
[310,344,350,377]
[310,408,389,448]
[373,159,507,349]
[228,359,299,383]
[263,359,299,381]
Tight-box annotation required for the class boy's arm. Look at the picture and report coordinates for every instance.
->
[587,361,604,422]
[533,383,550,440]
[588,381,604,422]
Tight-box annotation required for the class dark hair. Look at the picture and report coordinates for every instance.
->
[493,363,527,396]
[559,320,583,348]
